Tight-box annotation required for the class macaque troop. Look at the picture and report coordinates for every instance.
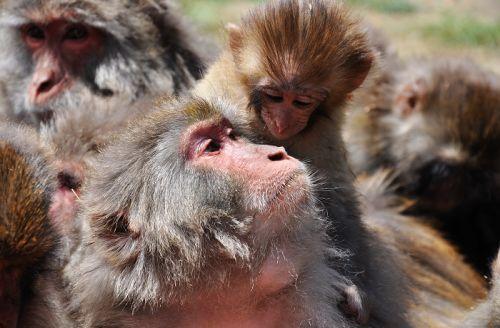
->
[0,0,498,327]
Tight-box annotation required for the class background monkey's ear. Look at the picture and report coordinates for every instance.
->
[394,79,427,117]
[226,23,244,53]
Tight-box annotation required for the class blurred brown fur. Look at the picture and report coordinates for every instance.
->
[356,169,487,327]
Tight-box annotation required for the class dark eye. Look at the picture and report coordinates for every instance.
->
[228,129,237,140]
[204,139,221,153]
[25,24,45,40]
[65,25,89,41]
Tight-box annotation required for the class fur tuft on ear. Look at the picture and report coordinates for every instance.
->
[226,23,244,54]
[346,52,375,94]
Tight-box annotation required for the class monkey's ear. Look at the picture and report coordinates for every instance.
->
[394,79,427,117]
[345,52,374,94]
[226,23,244,52]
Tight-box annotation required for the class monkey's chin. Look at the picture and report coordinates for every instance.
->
[257,172,312,222]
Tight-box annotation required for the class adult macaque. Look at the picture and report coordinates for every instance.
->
[345,59,500,274]
[193,0,487,325]
[62,98,357,327]
[0,0,210,125]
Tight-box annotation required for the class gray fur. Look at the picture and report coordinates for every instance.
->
[59,98,355,327]
[0,0,212,125]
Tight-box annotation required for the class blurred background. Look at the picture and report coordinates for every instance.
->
[178,0,500,73]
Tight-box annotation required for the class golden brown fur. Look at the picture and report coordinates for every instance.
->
[0,122,59,327]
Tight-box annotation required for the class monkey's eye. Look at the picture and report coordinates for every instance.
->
[200,139,222,155]
[65,24,89,41]
[293,100,313,109]
[262,89,284,103]
[25,24,45,40]
[227,129,237,140]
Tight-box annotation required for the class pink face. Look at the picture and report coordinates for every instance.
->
[20,20,103,105]
[258,86,328,140]
[183,119,310,217]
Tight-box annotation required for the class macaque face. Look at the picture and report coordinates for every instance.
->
[20,20,103,107]
[254,85,328,140]
[183,118,310,219]
[388,79,500,212]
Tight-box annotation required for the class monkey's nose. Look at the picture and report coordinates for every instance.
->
[274,119,288,134]
[268,147,289,161]
[30,68,66,104]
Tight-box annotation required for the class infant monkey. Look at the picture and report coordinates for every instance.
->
[64,98,355,327]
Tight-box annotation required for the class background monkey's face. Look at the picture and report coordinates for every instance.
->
[386,62,500,213]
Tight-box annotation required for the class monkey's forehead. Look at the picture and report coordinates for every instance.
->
[0,0,166,41]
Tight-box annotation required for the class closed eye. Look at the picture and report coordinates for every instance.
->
[293,100,312,108]
[265,93,284,103]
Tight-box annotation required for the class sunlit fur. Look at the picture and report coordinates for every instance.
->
[193,1,412,326]
[233,0,372,110]
[59,98,356,327]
